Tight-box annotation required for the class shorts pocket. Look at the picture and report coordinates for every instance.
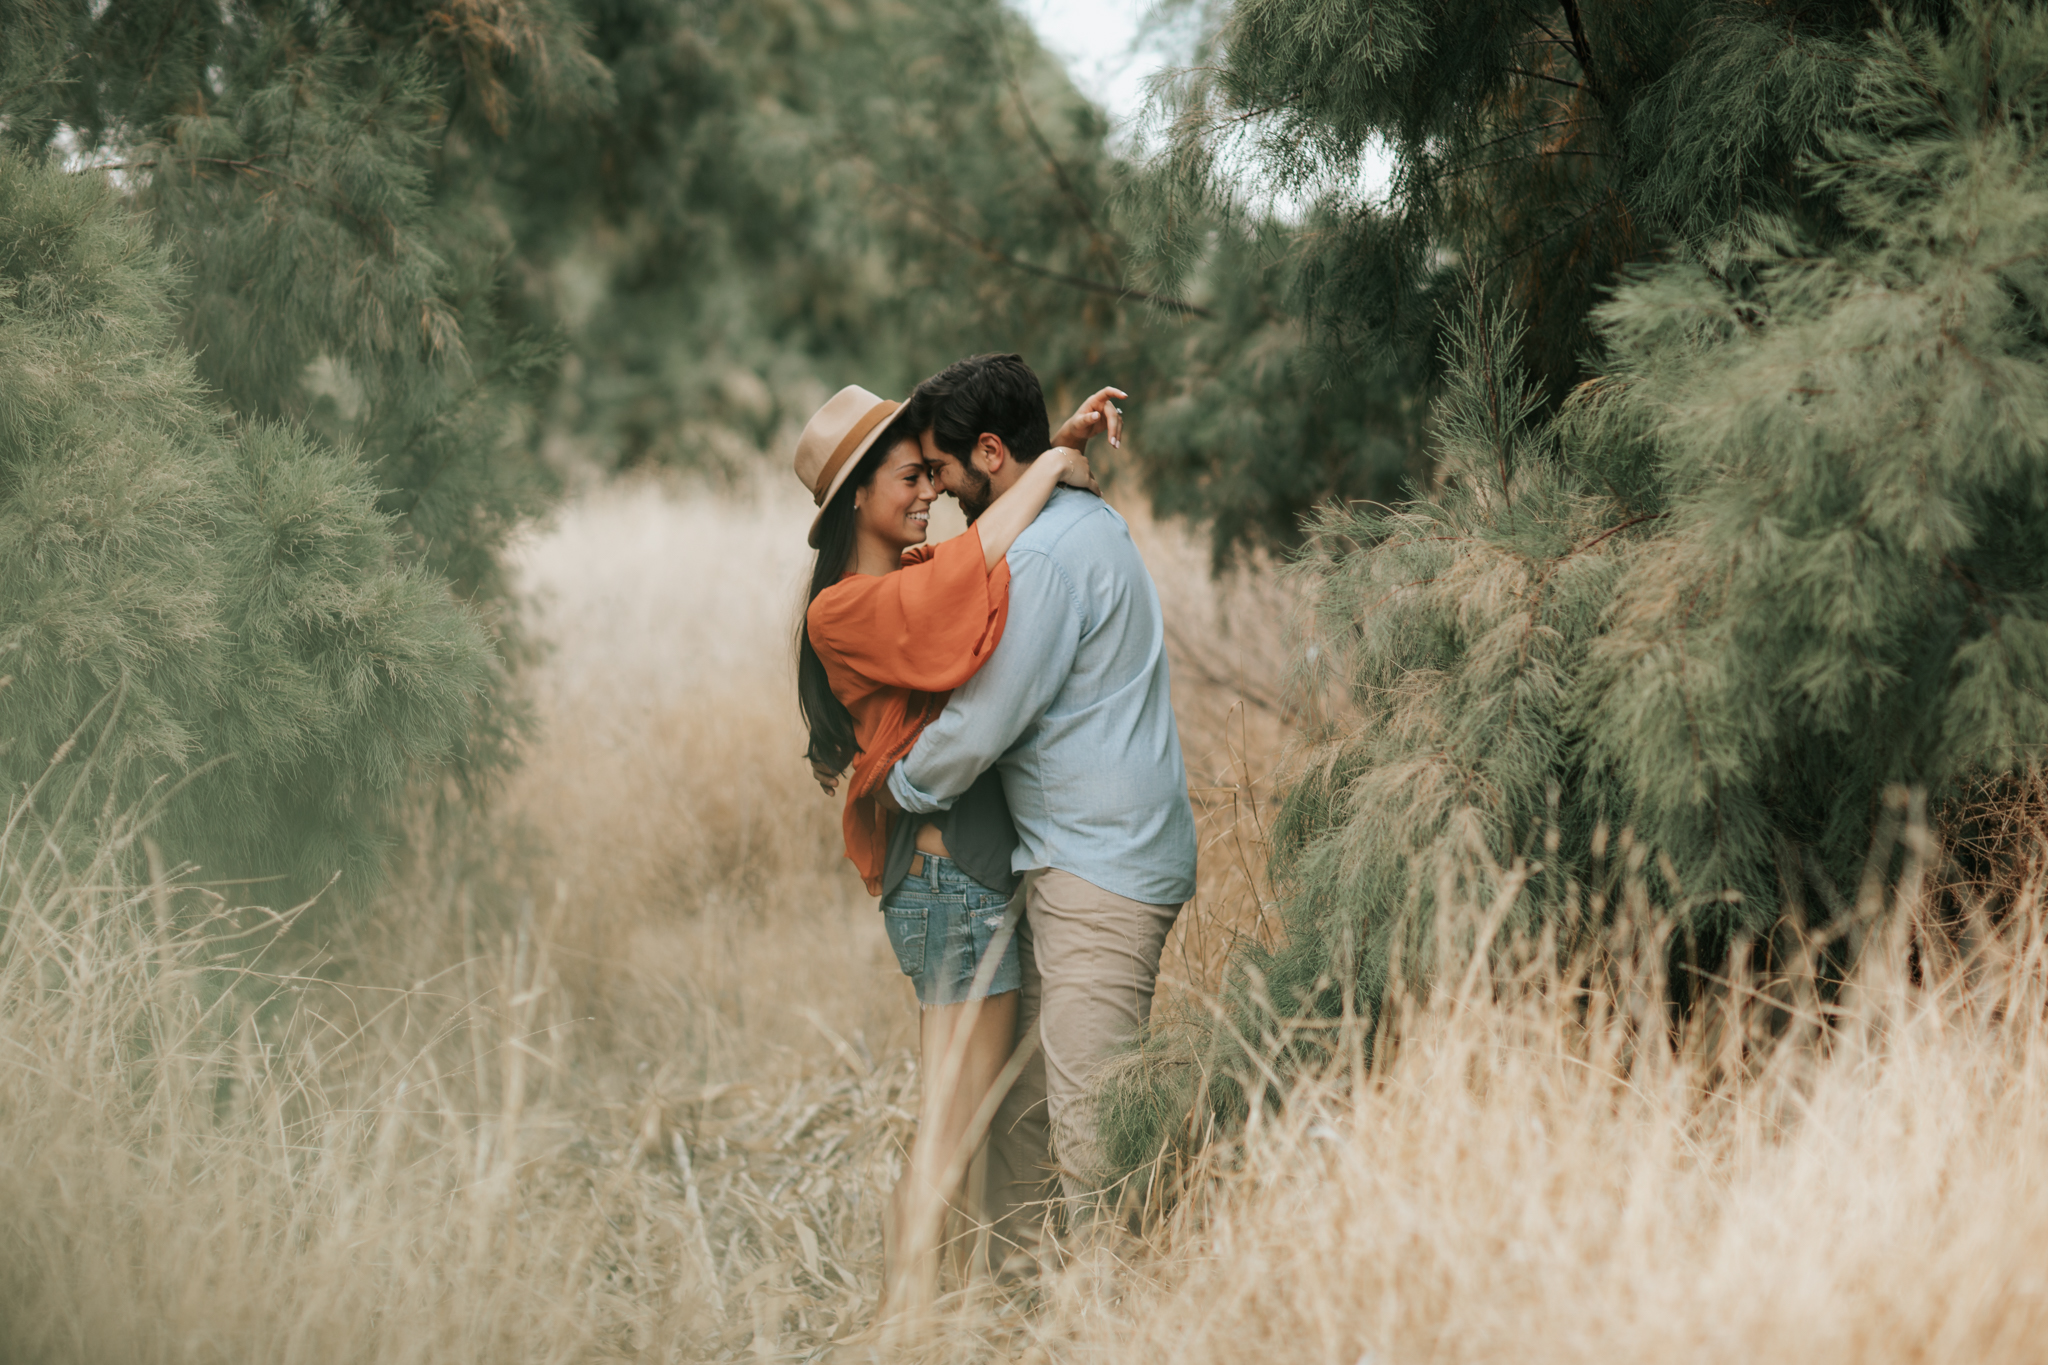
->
[882,902,928,979]
[964,886,1013,930]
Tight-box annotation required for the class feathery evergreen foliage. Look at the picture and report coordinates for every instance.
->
[1133,212,1423,559]
[1134,0,1956,530]
[2,0,605,608]
[0,0,611,893]
[1106,0,2048,1174]
[0,152,490,893]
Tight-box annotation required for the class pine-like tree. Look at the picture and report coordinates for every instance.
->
[0,151,491,893]
[1106,0,2048,1172]
[1133,214,1423,560]
[3,0,607,741]
[0,0,618,893]
[1133,0,1949,536]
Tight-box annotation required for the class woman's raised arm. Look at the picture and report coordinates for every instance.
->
[971,447,1096,571]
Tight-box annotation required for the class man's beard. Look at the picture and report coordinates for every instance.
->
[955,465,994,522]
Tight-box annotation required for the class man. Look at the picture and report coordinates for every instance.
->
[884,353,1198,1268]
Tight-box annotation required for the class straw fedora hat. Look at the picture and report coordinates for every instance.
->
[793,385,908,548]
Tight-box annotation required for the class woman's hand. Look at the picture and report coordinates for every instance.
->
[1050,387,1126,452]
[811,756,842,796]
[1049,447,1099,494]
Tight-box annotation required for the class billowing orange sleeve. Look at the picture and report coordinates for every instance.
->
[806,528,1012,694]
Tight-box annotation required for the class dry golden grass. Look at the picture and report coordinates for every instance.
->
[3,475,2046,1364]
[498,474,912,1064]
[1039,827,2048,1365]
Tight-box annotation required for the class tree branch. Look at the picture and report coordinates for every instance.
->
[1002,65,1105,239]
[1522,19,1578,55]
[1565,511,1669,559]
[1503,66,1591,94]
[71,155,267,174]
[1483,189,1625,279]
[1556,0,1610,105]
[1460,116,1598,157]
[1448,149,1608,178]
[893,193,1215,318]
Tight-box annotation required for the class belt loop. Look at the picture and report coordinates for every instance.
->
[909,852,925,878]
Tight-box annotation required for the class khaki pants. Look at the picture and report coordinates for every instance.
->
[981,868,1180,1270]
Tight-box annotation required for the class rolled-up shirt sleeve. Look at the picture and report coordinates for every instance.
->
[887,549,1081,814]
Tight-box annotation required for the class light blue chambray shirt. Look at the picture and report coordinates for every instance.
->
[885,486,1198,907]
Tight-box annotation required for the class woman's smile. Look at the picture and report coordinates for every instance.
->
[896,496,932,540]
[854,439,941,562]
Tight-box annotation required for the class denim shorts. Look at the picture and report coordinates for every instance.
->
[881,854,1022,1006]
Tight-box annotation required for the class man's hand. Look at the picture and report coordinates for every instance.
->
[1050,387,1126,453]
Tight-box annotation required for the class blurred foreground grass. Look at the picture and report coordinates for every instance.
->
[4,479,2046,1363]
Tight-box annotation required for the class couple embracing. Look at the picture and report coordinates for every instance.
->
[793,353,1196,1313]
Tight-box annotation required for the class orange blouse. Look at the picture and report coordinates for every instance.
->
[805,528,1011,894]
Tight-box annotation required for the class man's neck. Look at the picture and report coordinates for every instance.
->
[987,460,1028,500]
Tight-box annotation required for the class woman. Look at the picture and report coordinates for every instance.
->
[791,382,1114,1315]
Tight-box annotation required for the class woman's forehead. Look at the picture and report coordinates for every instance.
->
[880,439,926,473]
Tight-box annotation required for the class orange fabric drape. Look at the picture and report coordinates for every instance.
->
[805,527,1011,894]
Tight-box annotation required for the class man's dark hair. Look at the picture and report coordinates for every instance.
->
[910,353,1051,466]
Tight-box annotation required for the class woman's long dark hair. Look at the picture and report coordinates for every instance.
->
[797,412,918,775]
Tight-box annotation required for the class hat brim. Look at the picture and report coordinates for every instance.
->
[806,400,909,548]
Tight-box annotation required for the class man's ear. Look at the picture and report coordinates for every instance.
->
[972,433,1009,477]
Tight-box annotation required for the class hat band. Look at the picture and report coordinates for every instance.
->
[813,400,900,505]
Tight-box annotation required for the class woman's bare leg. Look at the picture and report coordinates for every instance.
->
[882,989,1020,1318]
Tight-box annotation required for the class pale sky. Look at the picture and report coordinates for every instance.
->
[1011,0,1177,137]
[1013,0,1396,207]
